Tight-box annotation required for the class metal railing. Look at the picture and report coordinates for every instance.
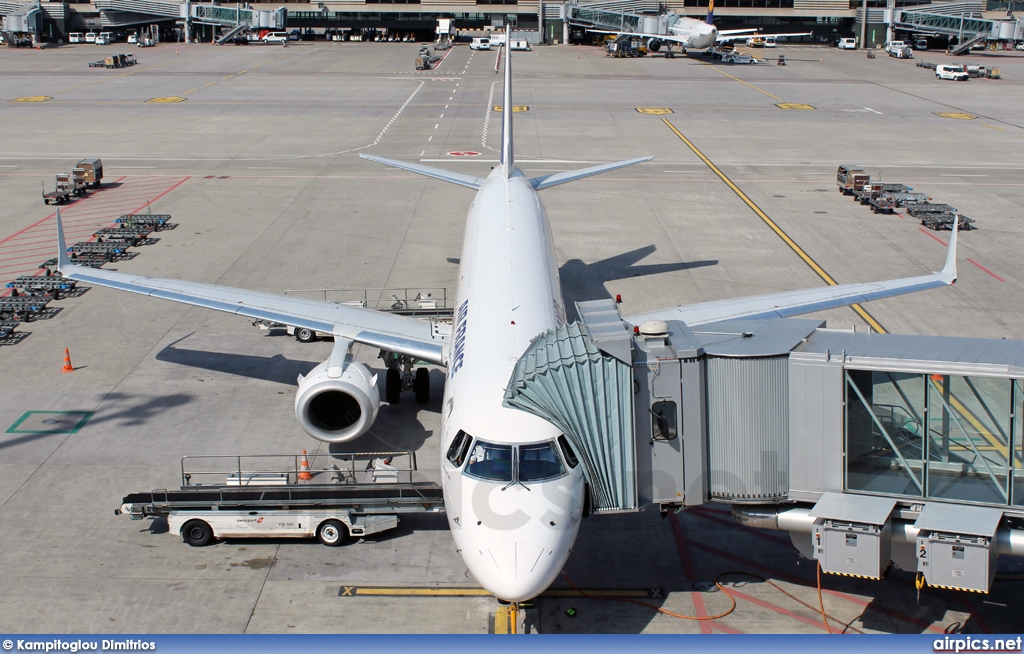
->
[180,451,418,486]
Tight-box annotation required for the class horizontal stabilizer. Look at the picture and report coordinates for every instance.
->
[359,154,482,190]
[529,156,652,191]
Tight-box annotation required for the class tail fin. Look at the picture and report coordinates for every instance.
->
[499,29,513,177]
[705,0,715,25]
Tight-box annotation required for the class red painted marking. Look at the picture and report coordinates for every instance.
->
[727,586,829,631]
[918,227,949,246]
[447,151,480,157]
[685,538,945,633]
[967,258,1005,282]
[960,597,993,634]
[668,513,714,633]
[0,176,189,297]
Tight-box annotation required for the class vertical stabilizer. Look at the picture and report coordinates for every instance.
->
[705,0,715,24]
[499,29,513,177]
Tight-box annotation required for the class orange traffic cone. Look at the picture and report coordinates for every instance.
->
[298,450,313,481]
[62,348,74,373]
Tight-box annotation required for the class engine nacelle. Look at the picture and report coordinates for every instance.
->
[647,38,662,52]
[295,357,380,443]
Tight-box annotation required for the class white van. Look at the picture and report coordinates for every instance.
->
[96,31,113,45]
[127,33,138,44]
[262,32,288,44]
[68,32,83,43]
[935,64,969,81]
[470,37,490,50]
[85,32,97,43]
[838,37,857,49]
[487,32,506,47]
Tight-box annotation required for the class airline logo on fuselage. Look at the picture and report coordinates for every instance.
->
[451,300,470,375]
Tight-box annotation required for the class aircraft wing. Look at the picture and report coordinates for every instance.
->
[54,213,447,365]
[586,28,695,47]
[625,222,958,327]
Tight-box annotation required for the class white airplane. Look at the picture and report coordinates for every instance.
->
[54,36,959,603]
[591,0,809,54]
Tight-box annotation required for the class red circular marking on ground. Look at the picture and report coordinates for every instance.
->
[447,151,481,157]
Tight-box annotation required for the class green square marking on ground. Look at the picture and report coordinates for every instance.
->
[6,411,94,435]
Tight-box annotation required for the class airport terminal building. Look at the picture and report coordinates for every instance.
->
[1,0,1022,48]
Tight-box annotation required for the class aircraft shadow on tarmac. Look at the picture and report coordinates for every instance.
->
[449,245,716,322]
[155,336,320,386]
[155,334,439,454]
[560,245,716,321]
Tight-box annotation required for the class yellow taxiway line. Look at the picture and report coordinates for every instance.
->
[661,118,886,333]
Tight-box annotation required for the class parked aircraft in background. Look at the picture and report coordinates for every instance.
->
[590,0,810,53]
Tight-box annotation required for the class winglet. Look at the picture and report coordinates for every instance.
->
[938,215,959,284]
[499,28,513,177]
[56,208,72,273]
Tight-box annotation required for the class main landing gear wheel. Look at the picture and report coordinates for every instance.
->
[295,327,318,343]
[386,368,402,404]
[414,367,430,404]
[317,519,348,546]
[181,519,214,547]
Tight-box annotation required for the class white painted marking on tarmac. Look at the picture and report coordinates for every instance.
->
[435,124,439,129]
[440,114,444,118]
[421,150,426,156]
[865,107,882,114]
[428,136,433,141]
[445,105,449,109]
[480,81,499,153]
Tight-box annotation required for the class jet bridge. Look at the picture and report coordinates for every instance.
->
[503,299,1024,592]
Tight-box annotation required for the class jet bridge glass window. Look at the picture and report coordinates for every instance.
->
[845,370,1017,506]
[651,401,678,441]
[519,442,566,482]
[464,441,513,482]
[446,430,473,468]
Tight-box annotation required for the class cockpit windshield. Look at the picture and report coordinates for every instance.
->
[461,439,567,484]
[519,442,565,482]
[464,441,513,482]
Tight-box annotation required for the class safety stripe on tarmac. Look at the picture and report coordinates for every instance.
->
[338,586,658,598]
[660,118,887,334]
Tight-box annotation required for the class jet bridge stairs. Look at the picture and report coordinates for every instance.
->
[503,298,1024,593]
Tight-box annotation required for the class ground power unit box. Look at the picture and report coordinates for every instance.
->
[915,504,1003,593]
[810,494,896,579]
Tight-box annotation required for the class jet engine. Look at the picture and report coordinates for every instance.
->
[646,38,662,52]
[295,355,380,443]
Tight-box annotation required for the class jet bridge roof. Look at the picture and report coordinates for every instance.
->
[794,329,1024,376]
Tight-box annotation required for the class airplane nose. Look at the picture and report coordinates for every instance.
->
[477,541,557,602]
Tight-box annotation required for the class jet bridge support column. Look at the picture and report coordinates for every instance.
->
[630,318,707,509]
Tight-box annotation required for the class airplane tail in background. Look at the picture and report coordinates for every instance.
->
[705,0,715,24]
